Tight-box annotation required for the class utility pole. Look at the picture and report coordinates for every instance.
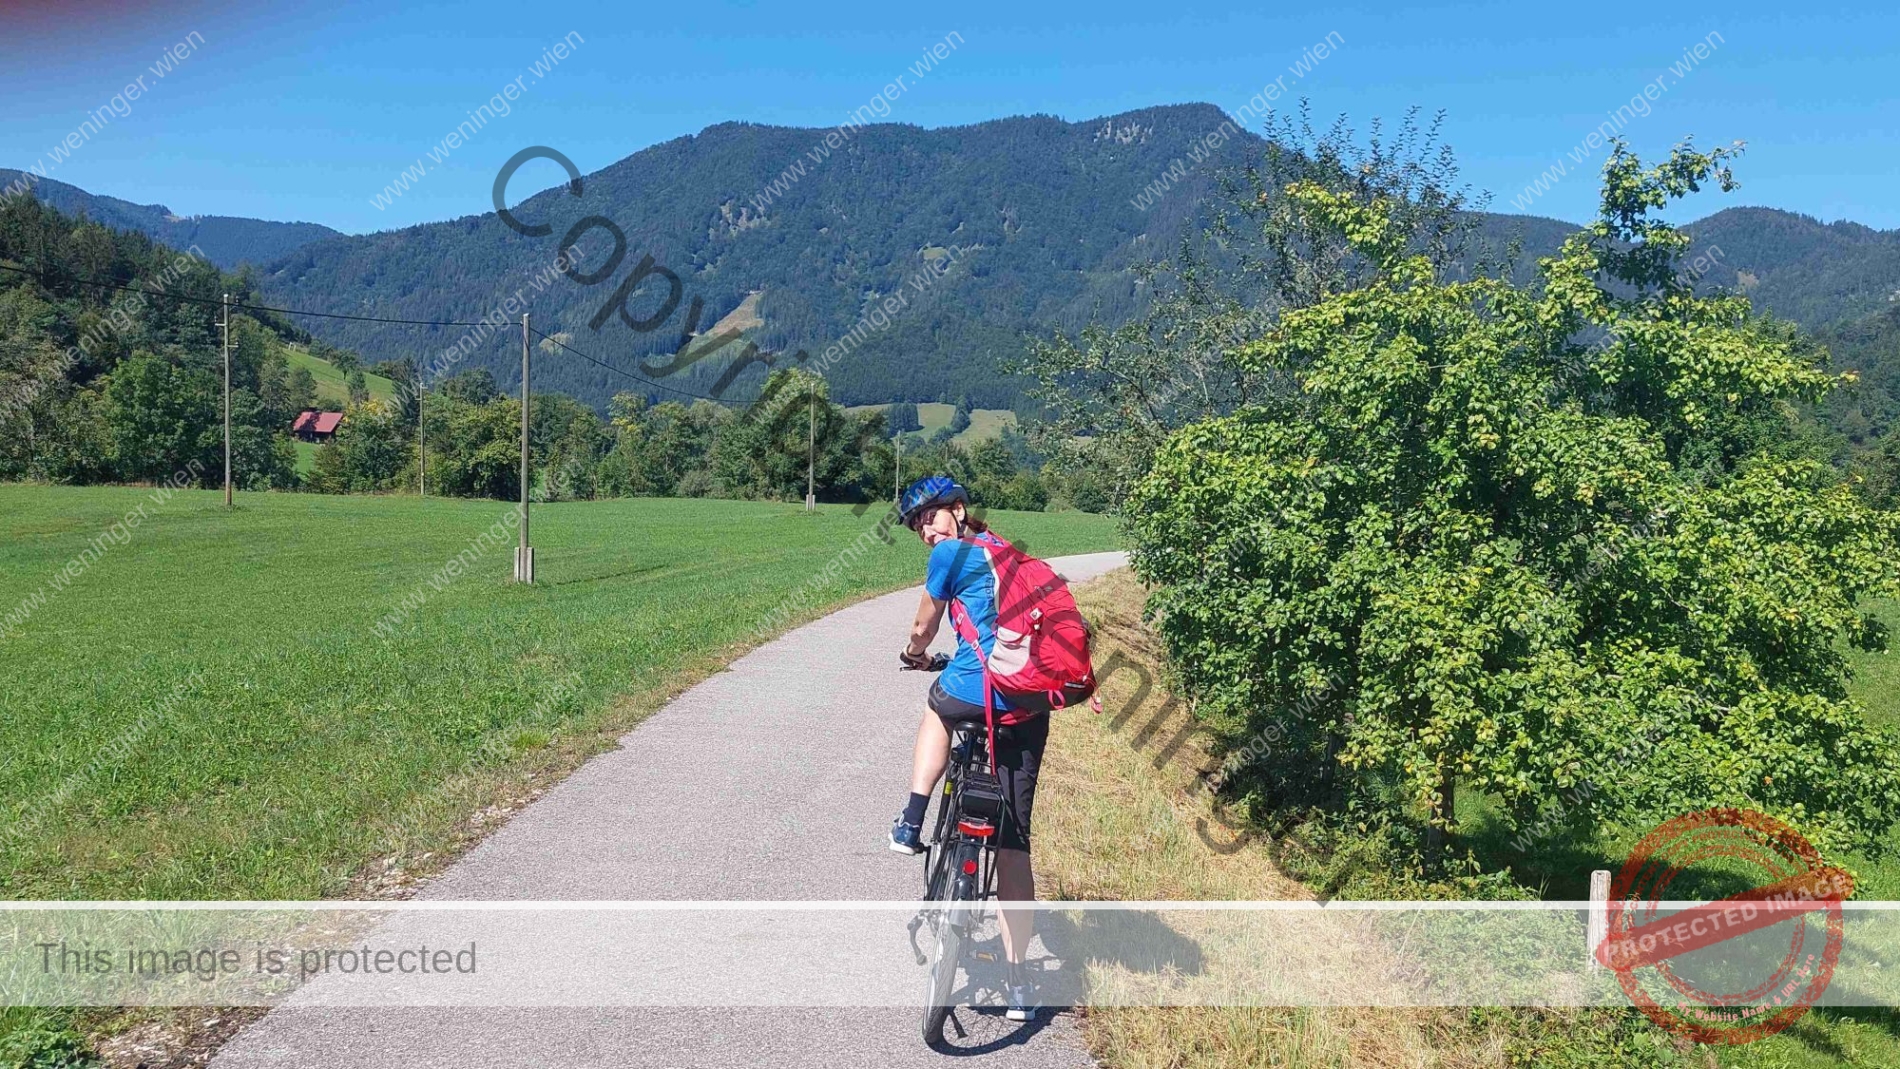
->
[805,390,816,512]
[894,432,901,507]
[221,293,232,508]
[416,374,426,497]
[515,313,534,583]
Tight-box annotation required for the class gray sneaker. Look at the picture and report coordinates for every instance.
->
[1005,966,1035,1022]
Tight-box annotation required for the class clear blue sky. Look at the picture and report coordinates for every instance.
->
[3,0,1894,235]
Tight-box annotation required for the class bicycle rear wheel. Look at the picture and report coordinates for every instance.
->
[920,840,963,1042]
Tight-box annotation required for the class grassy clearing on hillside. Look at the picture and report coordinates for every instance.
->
[1047,571,1900,1068]
[282,346,395,407]
[0,486,1115,902]
[848,401,1019,445]
[956,407,1017,445]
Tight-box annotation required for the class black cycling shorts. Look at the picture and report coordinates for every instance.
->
[928,679,1049,853]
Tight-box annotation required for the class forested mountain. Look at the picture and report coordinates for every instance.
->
[1681,207,1900,327]
[258,103,1257,409]
[0,170,339,270]
[15,105,1900,417]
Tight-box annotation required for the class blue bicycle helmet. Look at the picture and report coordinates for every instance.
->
[899,475,968,530]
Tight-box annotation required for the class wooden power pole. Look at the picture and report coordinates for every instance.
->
[894,432,901,507]
[515,313,533,583]
[221,293,232,508]
[416,375,426,497]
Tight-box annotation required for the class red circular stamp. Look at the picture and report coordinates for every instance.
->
[1595,808,1852,1044]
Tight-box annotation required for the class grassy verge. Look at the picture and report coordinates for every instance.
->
[1042,570,1899,1068]
[0,485,1115,901]
[2,486,1114,1065]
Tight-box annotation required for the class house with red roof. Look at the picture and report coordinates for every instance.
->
[291,409,344,442]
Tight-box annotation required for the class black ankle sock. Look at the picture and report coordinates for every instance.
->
[902,791,930,827]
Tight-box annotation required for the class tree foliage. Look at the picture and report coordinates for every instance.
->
[1125,141,1900,865]
[1019,108,1492,509]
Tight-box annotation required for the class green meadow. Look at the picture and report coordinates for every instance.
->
[282,346,396,408]
[848,401,1020,446]
[0,485,1117,902]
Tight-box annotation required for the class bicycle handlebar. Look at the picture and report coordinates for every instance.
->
[899,651,951,672]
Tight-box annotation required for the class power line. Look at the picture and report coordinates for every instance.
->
[527,327,741,405]
[1,259,766,405]
[0,261,489,327]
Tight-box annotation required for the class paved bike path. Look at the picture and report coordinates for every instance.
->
[214,551,1129,1069]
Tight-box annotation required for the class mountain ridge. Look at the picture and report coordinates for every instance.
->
[9,103,1900,411]
[0,169,341,271]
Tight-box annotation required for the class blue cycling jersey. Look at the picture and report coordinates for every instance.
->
[925,532,1015,711]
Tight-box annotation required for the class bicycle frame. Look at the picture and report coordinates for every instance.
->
[909,722,1007,1042]
[925,725,1001,904]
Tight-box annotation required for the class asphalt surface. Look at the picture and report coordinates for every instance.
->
[213,550,1129,1068]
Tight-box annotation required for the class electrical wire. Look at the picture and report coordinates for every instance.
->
[0,261,489,327]
[528,327,743,405]
[0,260,762,405]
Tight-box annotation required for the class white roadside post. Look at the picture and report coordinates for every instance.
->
[1587,868,1611,974]
[221,293,232,508]
[515,312,534,583]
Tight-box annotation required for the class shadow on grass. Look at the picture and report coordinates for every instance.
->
[1775,1008,1900,1062]
[1462,804,1791,904]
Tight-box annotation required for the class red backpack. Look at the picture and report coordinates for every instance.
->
[946,532,1098,746]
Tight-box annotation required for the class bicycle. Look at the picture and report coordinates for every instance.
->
[902,655,1011,1044]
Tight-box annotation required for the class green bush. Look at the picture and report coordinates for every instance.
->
[1126,142,1900,870]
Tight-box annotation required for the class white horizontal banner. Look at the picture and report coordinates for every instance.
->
[3,902,1897,1010]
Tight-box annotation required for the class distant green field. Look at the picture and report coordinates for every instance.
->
[848,401,1018,445]
[957,407,1017,444]
[292,439,319,475]
[0,486,1118,901]
[283,346,396,407]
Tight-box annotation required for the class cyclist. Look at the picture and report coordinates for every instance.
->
[891,474,1049,1022]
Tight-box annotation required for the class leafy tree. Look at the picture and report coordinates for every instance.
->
[948,395,973,436]
[254,348,292,427]
[316,341,361,374]
[307,402,408,493]
[599,394,723,497]
[346,369,369,405]
[102,354,220,483]
[427,393,523,500]
[886,401,922,435]
[711,369,880,501]
[35,389,114,485]
[225,388,299,490]
[1125,142,1900,866]
[284,366,317,413]
[531,391,610,500]
[231,318,271,393]
[1865,427,1900,510]
[439,367,500,406]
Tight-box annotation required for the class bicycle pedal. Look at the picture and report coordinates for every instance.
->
[972,951,998,963]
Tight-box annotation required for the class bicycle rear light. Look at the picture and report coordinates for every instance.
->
[958,818,996,837]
